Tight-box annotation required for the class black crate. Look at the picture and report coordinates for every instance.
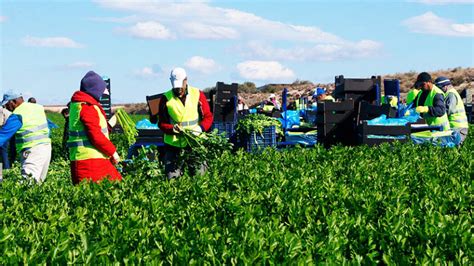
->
[316,100,357,147]
[136,129,164,143]
[241,126,276,152]
[211,122,236,139]
[334,75,381,103]
[99,78,112,119]
[465,104,473,123]
[359,121,410,146]
[215,82,238,101]
[213,100,237,122]
[357,102,396,125]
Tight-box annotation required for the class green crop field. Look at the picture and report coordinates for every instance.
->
[0,114,472,264]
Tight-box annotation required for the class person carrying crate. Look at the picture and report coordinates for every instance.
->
[435,76,469,143]
[413,72,450,131]
[157,67,213,179]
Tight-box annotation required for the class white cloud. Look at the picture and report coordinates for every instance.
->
[236,61,295,81]
[410,0,474,4]
[181,23,239,40]
[94,0,381,61]
[240,40,383,62]
[0,16,7,23]
[185,56,219,74]
[133,66,163,79]
[22,36,84,48]
[122,21,174,40]
[65,62,95,69]
[403,12,474,37]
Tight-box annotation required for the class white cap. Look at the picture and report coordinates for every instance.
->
[170,67,187,89]
[269,93,276,98]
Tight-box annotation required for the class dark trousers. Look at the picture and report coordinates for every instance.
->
[163,145,206,179]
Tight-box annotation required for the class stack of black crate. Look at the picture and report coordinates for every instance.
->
[99,77,112,120]
[213,82,238,123]
[334,75,381,104]
[316,100,357,148]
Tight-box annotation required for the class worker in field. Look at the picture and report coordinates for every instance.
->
[314,87,335,102]
[157,67,213,179]
[261,93,281,112]
[413,72,450,131]
[435,76,469,143]
[68,71,121,184]
[0,91,51,182]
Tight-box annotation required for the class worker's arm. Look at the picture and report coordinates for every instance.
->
[445,92,458,116]
[198,91,213,132]
[80,104,116,157]
[158,97,175,134]
[428,93,447,117]
[0,114,22,147]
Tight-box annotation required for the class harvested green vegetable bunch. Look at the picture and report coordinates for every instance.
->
[236,114,281,135]
[179,129,233,171]
[115,108,138,146]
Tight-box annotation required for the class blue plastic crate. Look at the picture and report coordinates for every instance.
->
[211,122,236,139]
[242,126,276,152]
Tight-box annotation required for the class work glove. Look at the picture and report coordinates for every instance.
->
[415,106,429,114]
[172,124,183,134]
[192,126,202,136]
[108,114,117,128]
[111,152,121,165]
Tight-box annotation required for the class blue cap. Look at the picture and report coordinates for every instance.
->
[313,87,326,98]
[1,91,22,106]
[434,76,451,88]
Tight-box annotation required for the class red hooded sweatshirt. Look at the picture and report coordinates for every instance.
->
[70,91,121,184]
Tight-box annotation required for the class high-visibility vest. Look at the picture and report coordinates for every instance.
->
[13,102,50,151]
[445,88,468,129]
[263,105,275,112]
[68,102,109,161]
[325,95,336,102]
[415,85,450,131]
[163,86,201,148]
[406,88,420,105]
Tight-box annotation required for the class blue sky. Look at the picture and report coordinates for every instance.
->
[1,0,473,104]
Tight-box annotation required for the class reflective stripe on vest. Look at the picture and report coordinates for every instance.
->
[170,119,199,127]
[16,134,50,143]
[17,123,49,136]
[13,102,51,151]
[445,88,469,129]
[415,85,450,131]
[68,102,110,161]
[163,86,201,148]
[67,140,92,147]
[69,128,108,137]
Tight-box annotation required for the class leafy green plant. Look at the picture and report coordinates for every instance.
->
[236,114,281,135]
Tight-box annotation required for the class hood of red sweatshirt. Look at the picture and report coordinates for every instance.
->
[70,91,107,118]
[71,90,100,105]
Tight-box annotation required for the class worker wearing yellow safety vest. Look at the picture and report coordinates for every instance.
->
[157,67,213,179]
[68,71,121,185]
[413,72,450,131]
[434,76,469,144]
[1,91,51,182]
[313,87,335,102]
